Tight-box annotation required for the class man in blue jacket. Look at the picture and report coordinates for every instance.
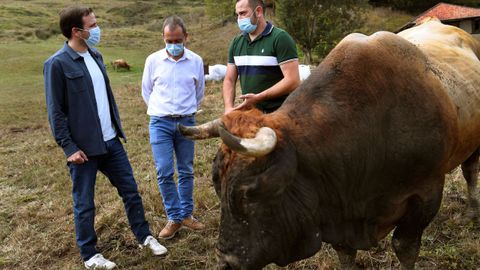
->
[44,6,166,269]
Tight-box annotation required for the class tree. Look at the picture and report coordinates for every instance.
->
[205,0,236,24]
[276,0,368,64]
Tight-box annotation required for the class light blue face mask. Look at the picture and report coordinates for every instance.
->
[237,8,258,34]
[82,26,101,47]
[238,17,257,34]
[166,43,184,57]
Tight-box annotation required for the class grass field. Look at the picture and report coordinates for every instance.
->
[1,1,479,269]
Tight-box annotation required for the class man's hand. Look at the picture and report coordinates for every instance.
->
[233,93,261,111]
[67,150,88,164]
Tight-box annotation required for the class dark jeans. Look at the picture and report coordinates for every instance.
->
[68,137,151,261]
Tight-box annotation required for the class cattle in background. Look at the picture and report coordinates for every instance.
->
[111,59,131,71]
[205,64,228,81]
[179,18,480,269]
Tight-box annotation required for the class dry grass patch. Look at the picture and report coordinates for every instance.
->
[2,77,480,270]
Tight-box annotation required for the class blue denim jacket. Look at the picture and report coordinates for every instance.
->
[44,42,126,157]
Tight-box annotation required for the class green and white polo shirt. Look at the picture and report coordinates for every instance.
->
[228,22,298,111]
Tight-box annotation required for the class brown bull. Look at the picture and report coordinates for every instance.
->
[180,19,480,269]
[111,59,131,71]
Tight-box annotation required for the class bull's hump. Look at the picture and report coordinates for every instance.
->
[341,32,367,42]
[342,31,395,43]
[336,30,422,62]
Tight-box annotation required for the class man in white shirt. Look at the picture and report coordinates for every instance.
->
[142,15,205,240]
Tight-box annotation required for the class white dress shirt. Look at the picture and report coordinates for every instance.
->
[141,48,205,117]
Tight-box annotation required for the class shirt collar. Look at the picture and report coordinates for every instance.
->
[160,47,191,62]
[261,21,274,36]
[242,21,274,41]
[63,42,82,60]
[63,41,99,60]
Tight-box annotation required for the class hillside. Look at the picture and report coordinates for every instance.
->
[0,1,414,64]
[0,0,239,65]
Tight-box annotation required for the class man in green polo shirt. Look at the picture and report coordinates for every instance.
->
[223,0,300,114]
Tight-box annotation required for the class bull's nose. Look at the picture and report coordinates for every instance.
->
[216,247,240,270]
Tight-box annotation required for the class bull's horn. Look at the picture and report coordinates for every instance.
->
[218,124,277,157]
[178,118,221,139]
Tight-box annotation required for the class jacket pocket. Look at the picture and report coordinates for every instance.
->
[65,70,87,92]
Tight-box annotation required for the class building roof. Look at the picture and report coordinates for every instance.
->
[396,2,480,33]
[414,2,480,23]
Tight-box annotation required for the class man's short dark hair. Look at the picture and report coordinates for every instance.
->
[237,0,265,11]
[59,6,93,39]
[162,15,187,35]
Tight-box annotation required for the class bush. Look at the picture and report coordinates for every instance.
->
[34,28,53,40]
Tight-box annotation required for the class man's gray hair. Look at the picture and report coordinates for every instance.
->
[162,15,187,34]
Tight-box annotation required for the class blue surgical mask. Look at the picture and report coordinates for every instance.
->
[238,9,258,34]
[166,43,184,57]
[238,17,257,34]
[83,26,101,47]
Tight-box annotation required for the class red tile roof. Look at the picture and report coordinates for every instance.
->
[415,2,480,23]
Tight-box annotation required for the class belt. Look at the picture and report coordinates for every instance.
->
[164,113,195,118]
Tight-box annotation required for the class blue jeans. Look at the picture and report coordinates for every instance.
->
[68,137,151,261]
[149,116,195,223]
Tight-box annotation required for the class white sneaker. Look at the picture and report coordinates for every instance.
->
[84,253,117,269]
[140,235,168,256]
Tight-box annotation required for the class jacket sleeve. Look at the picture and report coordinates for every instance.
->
[44,58,80,157]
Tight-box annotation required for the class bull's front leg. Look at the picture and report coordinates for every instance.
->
[392,180,443,270]
[333,245,358,270]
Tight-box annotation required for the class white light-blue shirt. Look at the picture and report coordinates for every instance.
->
[141,48,205,116]
[78,50,117,141]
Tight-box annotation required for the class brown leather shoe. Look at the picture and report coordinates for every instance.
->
[181,216,205,231]
[158,220,181,240]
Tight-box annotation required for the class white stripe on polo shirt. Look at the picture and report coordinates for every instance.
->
[234,55,278,66]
